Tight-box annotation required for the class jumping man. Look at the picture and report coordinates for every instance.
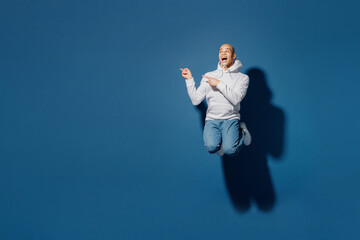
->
[180,43,252,156]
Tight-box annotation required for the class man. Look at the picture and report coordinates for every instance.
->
[180,43,251,156]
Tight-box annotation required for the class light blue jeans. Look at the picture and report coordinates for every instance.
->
[203,119,244,156]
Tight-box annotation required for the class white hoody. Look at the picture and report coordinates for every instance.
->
[185,59,249,121]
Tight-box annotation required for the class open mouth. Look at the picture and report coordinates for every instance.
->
[221,57,227,62]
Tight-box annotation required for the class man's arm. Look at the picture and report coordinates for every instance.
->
[203,74,249,106]
[185,77,208,105]
[180,68,208,106]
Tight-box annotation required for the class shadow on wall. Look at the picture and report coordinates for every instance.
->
[196,68,286,213]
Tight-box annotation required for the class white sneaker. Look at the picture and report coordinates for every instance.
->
[240,122,252,146]
[217,144,224,157]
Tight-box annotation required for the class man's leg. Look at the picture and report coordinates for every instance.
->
[221,119,244,156]
[203,120,222,154]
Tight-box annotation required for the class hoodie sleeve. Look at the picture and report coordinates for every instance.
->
[185,77,208,106]
[216,74,249,106]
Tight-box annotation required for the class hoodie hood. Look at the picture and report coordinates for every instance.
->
[217,59,243,73]
[213,59,243,79]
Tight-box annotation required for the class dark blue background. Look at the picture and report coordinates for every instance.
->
[1,0,360,239]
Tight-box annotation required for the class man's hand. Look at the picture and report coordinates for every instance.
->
[202,75,220,87]
[180,68,193,80]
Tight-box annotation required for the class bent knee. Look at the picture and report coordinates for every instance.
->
[223,146,238,155]
[205,144,220,154]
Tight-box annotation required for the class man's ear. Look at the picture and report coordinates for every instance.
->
[233,53,236,60]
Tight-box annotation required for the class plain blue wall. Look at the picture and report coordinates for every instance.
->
[1,0,360,239]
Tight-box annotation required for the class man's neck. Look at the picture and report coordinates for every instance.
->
[222,62,234,71]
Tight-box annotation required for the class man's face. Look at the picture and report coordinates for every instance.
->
[219,44,236,68]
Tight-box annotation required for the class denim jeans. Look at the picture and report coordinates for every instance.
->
[203,119,244,156]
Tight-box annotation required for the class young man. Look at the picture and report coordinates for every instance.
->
[180,43,251,156]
